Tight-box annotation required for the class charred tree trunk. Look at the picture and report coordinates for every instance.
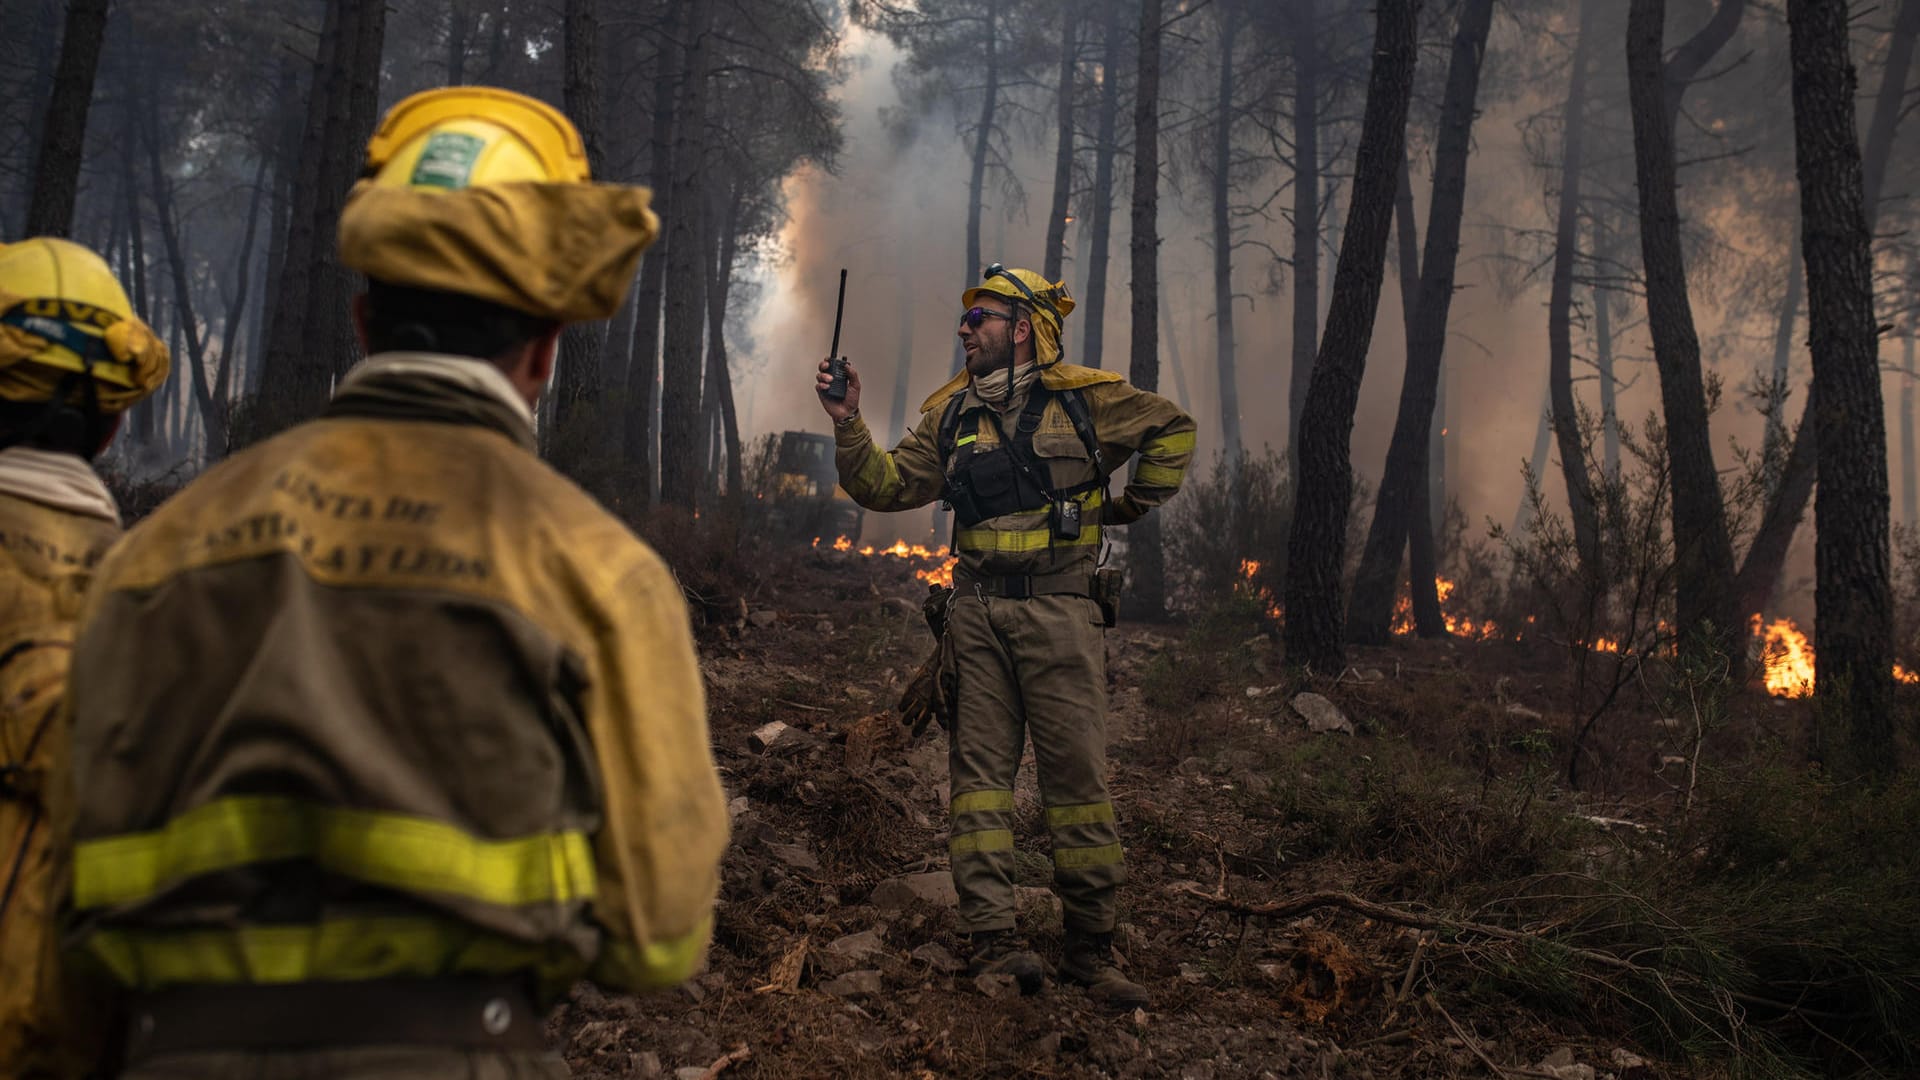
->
[1127,0,1169,621]
[1392,153,1444,636]
[624,0,687,500]
[208,156,271,456]
[447,0,472,84]
[658,0,714,510]
[1594,245,1619,478]
[1627,0,1741,658]
[307,0,386,387]
[1347,0,1493,644]
[259,0,341,399]
[1043,2,1078,283]
[1546,0,1603,573]
[1211,0,1243,468]
[1287,0,1320,466]
[1733,0,1915,617]
[1765,233,1803,482]
[24,0,111,238]
[1896,328,1912,530]
[554,0,606,434]
[963,0,1000,303]
[142,104,226,456]
[1788,0,1894,767]
[706,189,745,506]
[1082,0,1122,369]
[1283,0,1422,673]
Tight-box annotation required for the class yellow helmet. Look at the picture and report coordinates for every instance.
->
[0,238,169,413]
[363,86,590,190]
[961,264,1076,365]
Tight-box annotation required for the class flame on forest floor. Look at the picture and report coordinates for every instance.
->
[1389,576,1504,641]
[814,535,958,587]
[1751,615,1816,698]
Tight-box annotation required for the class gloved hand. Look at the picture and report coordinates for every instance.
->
[897,645,946,738]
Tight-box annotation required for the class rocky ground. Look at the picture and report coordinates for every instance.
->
[551,545,1677,1080]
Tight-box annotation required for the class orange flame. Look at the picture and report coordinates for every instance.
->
[1237,559,1282,620]
[1752,615,1815,698]
[1390,576,1503,640]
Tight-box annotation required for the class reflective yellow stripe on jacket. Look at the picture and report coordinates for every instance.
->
[73,795,596,911]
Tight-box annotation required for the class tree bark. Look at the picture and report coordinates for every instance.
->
[1082,0,1122,369]
[1392,153,1444,637]
[963,0,1000,303]
[1043,2,1078,283]
[555,0,607,434]
[1346,0,1493,644]
[706,188,745,506]
[1594,228,1619,478]
[1514,387,1552,536]
[1787,0,1894,768]
[1764,233,1803,480]
[658,0,715,509]
[307,0,386,389]
[1211,0,1243,469]
[24,0,111,238]
[142,102,226,456]
[1283,0,1423,673]
[1546,0,1603,574]
[1287,0,1320,466]
[447,0,472,84]
[1731,0,1916,617]
[1126,0,1169,621]
[1627,0,1741,658]
[1904,331,1915,529]
[624,0,687,500]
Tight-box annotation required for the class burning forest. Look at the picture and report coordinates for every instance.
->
[4,0,1920,1077]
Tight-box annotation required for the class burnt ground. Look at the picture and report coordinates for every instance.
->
[551,545,1725,1080]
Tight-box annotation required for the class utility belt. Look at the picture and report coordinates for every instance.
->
[956,567,1124,627]
[122,977,546,1062]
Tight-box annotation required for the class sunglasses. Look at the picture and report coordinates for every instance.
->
[959,306,1015,329]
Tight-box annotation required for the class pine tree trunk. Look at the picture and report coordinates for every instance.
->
[624,0,687,500]
[1346,0,1493,644]
[1283,0,1423,673]
[1732,0,1915,617]
[1787,0,1894,768]
[1082,0,1122,369]
[307,0,386,389]
[142,102,227,457]
[1903,331,1915,528]
[24,0,111,238]
[962,0,999,304]
[1627,0,1741,659]
[1765,233,1803,481]
[447,0,472,84]
[1287,0,1320,466]
[259,0,341,402]
[707,189,745,506]
[1126,0,1169,621]
[1158,284,1190,412]
[1211,0,1243,468]
[658,0,714,510]
[1393,153,1444,637]
[1546,0,1603,573]
[1514,388,1552,535]
[1043,3,1077,283]
[1594,228,1619,478]
[555,0,606,434]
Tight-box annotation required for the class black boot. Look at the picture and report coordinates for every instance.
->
[967,930,1044,995]
[1060,928,1148,1008]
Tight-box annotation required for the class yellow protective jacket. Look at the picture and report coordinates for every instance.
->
[835,363,1196,578]
[0,449,121,1079]
[58,353,728,1007]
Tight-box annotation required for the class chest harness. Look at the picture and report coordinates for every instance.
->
[938,385,1108,538]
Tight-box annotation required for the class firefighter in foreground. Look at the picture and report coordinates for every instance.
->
[817,265,1195,1007]
[0,238,170,1078]
[58,86,728,1078]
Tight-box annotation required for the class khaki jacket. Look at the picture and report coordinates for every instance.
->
[835,363,1196,578]
[0,450,121,1078]
[60,354,728,1005]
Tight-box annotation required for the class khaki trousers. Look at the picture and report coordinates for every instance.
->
[945,591,1124,933]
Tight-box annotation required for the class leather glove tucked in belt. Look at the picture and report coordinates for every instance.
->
[898,585,957,737]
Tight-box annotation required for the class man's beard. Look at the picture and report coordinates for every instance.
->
[968,333,1015,378]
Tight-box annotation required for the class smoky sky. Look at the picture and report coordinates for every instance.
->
[739,16,1907,613]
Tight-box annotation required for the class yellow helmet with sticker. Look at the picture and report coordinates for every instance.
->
[0,237,169,412]
[362,86,590,190]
